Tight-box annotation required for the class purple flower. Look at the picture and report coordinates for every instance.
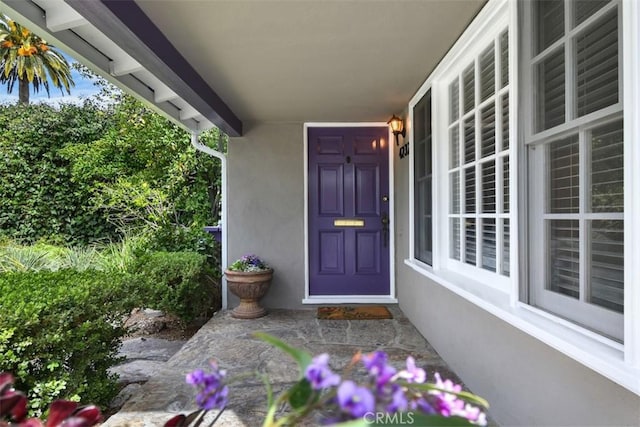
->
[386,385,408,413]
[362,351,396,388]
[186,361,228,410]
[410,396,437,415]
[337,381,375,418]
[396,356,426,384]
[361,351,387,373]
[428,372,487,425]
[305,354,341,390]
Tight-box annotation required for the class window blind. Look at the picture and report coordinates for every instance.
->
[590,220,623,312]
[537,48,565,131]
[535,0,564,54]
[481,105,496,158]
[576,9,618,117]
[480,44,495,102]
[548,220,580,299]
[482,219,497,271]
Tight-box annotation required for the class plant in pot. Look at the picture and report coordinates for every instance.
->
[225,254,273,319]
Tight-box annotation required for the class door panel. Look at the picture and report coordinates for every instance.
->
[355,164,380,215]
[319,231,345,274]
[319,165,344,215]
[308,126,390,296]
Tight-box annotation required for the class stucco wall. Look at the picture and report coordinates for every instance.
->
[393,136,640,426]
[228,122,305,309]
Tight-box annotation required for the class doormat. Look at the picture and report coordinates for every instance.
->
[317,306,393,320]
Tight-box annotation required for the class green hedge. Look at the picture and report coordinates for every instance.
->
[0,270,137,414]
[131,251,219,323]
[0,250,219,413]
[0,103,116,244]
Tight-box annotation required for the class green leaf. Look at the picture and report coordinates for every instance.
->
[287,378,314,410]
[405,383,489,409]
[253,332,313,374]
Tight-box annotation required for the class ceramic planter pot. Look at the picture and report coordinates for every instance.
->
[225,268,273,319]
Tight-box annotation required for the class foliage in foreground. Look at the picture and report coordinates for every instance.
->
[0,245,220,414]
[168,333,488,426]
[0,270,136,414]
[0,372,102,426]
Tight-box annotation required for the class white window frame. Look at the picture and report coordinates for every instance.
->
[445,29,511,290]
[412,89,434,266]
[523,0,625,342]
[405,0,640,395]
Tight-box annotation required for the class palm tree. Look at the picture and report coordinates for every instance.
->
[0,15,73,104]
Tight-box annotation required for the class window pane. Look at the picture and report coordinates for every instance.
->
[501,94,509,150]
[589,220,623,313]
[451,218,461,260]
[500,31,509,88]
[549,135,579,213]
[590,121,623,212]
[481,104,496,158]
[413,90,433,265]
[575,0,610,27]
[535,0,564,54]
[548,219,580,299]
[419,179,433,265]
[576,9,619,117]
[480,43,495,102]
[415,140,425,178]
[502,219,510,277]
[465,219,476,266]
[536,47,565,131]
[450,125,460,169]
[450,79,459,124]
[465,167,475,213]
[463,64,475,114]
[482,218,497,272]
[482,161,496,213]
[464,115,475,164]
[414,102,425,142]
[450,171,460,214]
[503,156,510,213]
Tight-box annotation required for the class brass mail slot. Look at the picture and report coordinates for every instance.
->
[334,218,365,227]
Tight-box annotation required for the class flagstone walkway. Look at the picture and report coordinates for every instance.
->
[102,307,470,426]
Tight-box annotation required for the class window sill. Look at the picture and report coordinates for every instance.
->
[403,258,640,396]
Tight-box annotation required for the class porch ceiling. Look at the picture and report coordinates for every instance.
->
[135,0,485,124]
[0,0,485,134]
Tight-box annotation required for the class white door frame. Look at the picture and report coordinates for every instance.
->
[302,122,397,304]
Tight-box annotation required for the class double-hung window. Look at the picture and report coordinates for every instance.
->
[522,0,624,341]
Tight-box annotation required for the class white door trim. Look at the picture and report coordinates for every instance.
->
[302,122,397,304]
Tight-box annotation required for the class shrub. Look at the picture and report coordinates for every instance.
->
[0,103,116,245]
[130,251,220,323]
[0,270,138,414]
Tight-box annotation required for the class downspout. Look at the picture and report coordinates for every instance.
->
[191,132,228,310]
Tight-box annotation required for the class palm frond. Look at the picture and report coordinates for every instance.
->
[0,14,74,101]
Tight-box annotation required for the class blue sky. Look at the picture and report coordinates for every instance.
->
[0,53,101,107]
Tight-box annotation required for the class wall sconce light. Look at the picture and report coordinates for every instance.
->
[387,114,405,146]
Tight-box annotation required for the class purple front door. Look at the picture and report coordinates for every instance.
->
[308,126,390,296]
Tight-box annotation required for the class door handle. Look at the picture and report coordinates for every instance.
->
[381,214,389,248]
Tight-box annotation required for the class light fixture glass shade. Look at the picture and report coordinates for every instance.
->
[387,114,404,134]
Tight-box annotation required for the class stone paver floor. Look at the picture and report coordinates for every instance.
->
[103,307,470,426]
